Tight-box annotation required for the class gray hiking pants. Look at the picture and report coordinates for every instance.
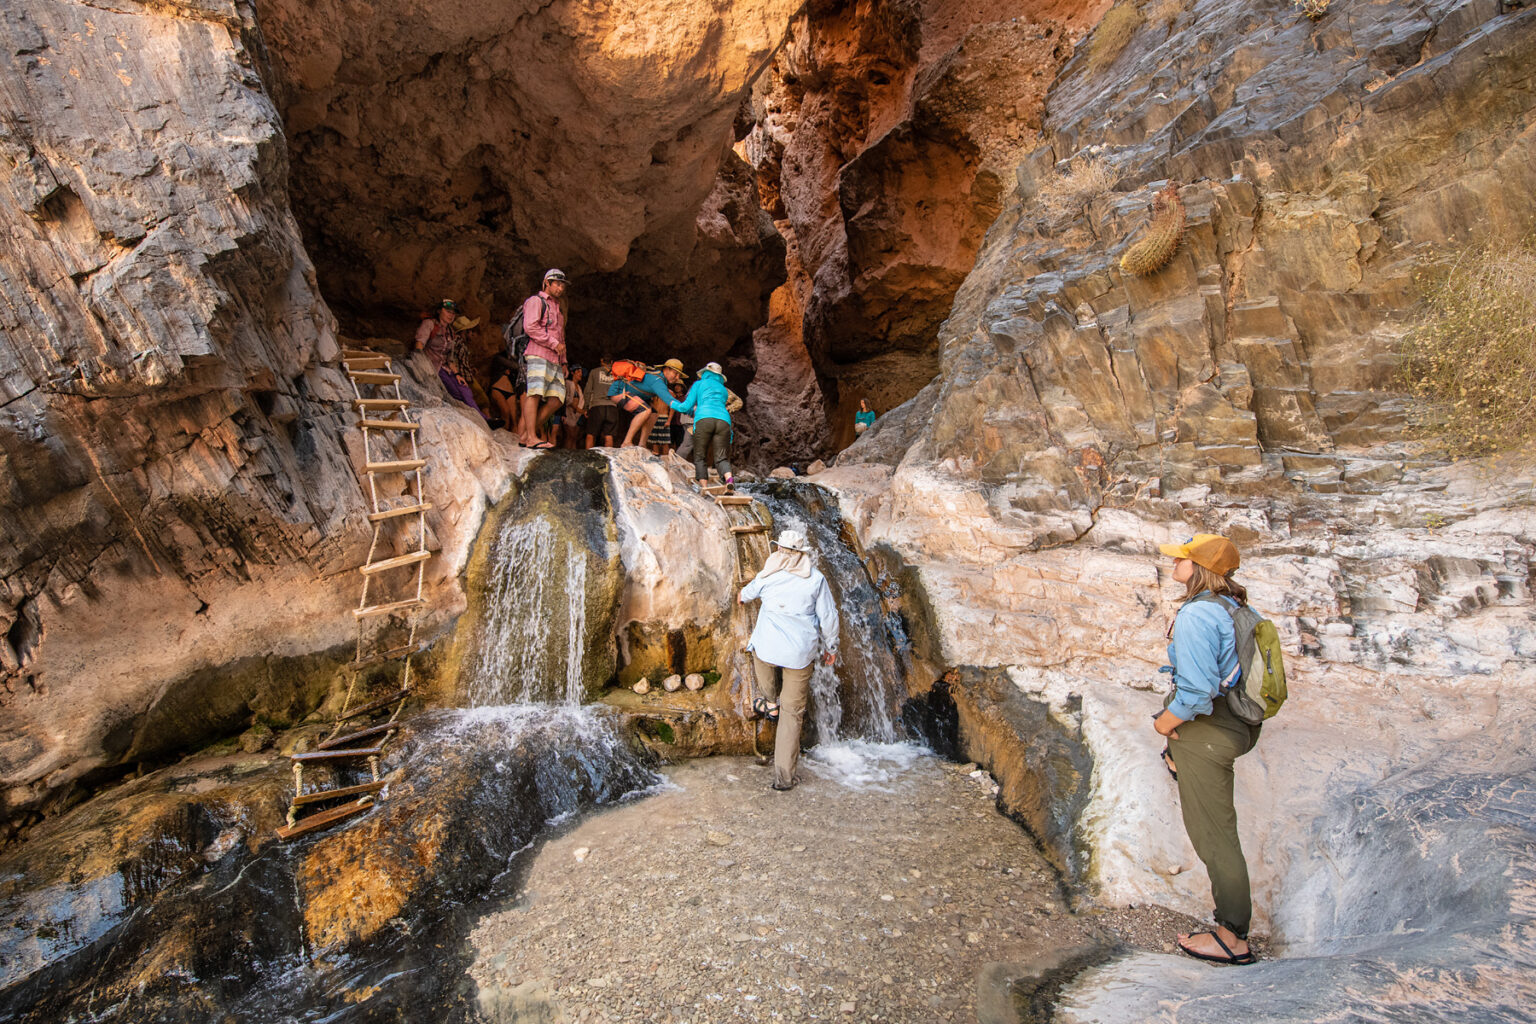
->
[752,652,811,789]
[691,417,732,481]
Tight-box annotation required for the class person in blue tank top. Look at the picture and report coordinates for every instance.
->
[1153,533,1262,966]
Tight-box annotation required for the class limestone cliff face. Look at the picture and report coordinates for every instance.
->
[825,0,1536,937]
[0,0,524,833]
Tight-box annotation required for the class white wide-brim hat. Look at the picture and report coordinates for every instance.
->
[772,529,810,553]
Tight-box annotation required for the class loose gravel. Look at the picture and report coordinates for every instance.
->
[467,747,1205,1023]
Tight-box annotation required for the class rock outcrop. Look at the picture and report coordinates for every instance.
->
[733,0,1110,466]
[818,0,1536,1003]
[253,0,794,364]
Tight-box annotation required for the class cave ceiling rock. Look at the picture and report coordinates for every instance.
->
[254,0,801,343]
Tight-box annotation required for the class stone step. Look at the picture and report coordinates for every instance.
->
[358,550,430,575]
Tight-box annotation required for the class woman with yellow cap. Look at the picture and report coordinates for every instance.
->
[1153,533,1261,966]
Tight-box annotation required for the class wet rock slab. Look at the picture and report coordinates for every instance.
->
[0,706,660,1023]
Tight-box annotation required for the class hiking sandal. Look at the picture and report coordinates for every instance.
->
[1161,746,1178,781]
[751,697,779,721]
[1177,931,1256,965]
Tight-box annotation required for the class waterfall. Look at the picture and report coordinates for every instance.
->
[746,481,907,745]
[465,516,593,706]
[456,451,620,708]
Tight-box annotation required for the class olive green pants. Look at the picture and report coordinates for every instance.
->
[1168,702,1261,938]
[752,653,812,789]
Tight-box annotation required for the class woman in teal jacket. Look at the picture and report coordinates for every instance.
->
[669,361,735,485]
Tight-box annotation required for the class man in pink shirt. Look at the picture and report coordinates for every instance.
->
[518,269,569,449]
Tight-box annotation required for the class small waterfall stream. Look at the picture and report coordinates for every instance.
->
[745,481,909,748]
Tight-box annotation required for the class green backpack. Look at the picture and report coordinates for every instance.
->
[1192,594,1288,725]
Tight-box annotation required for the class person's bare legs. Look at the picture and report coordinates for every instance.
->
[535,398,562,443]
[621,408,654,447]
[517,392,541,446]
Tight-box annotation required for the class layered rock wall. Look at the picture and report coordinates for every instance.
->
[823,0,1536,940]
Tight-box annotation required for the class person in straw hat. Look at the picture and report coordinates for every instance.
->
[739,528,839,791]
[1153,533,1261,966]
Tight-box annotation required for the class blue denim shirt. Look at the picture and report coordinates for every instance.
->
[1165,593,1240,720]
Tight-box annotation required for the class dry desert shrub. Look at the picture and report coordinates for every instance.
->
[1295,0,1330,20]
[1037,155,1118,216]
[1399,239,1536,456]
[1088,2,1144,75]
[1146,0,1186,31]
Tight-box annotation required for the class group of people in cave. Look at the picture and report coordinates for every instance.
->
[408,269,743,487]
[410,270,1266,970]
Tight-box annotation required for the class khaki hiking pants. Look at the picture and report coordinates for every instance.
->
[1167,701,1261,938]
[752,653,812,789]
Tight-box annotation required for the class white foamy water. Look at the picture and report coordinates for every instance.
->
[801,740,929,791]
[465,516,592,706]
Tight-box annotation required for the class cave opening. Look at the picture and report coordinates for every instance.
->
[251,0,1083,465]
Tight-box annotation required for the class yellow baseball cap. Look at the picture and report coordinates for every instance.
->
[1158,533,1240,575]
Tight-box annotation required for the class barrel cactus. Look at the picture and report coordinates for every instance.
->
[1119,182,1185,276]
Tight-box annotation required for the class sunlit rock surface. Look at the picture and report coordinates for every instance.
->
[814,0,1536,1010]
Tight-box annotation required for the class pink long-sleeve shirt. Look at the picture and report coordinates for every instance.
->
[523,291,565,364]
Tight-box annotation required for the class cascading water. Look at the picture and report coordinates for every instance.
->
[744,481,908,748]
[466,516,592,706]
[455,451,621,707]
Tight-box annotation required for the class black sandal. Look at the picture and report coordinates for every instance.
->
[752,697,779,721]
[1177,931,1256,965]
[1161,746,1178,781]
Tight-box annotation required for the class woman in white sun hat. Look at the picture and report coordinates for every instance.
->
[738,528,839,791]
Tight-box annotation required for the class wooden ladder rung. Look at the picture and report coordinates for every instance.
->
[341,347,379,359]
[716,495,754,506]
[290,745,385,763]
[348,371,402,385]
[364,459,427,474]
[368,502,432,523]
[730,524,767,534]
[359,419,420,431]
[291,780,386,807]
[700,484,732,494]
[338,687,410,722]
[359,550,430,575]
[319,722,399,751]
[354,398,410,411]
[354,597,427,619]
[342,355,394,370]
[275,797,375,840]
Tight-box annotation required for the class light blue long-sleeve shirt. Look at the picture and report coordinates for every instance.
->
[1165,593,1240,720]
[669,370,732,424]
[741,568,839,670]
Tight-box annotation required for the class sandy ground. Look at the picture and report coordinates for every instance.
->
[466,745,1212,1023]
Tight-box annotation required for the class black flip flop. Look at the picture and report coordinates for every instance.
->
[1161,746,1178,781]
[1177,931,1256,965]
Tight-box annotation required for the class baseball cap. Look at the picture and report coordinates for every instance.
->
[544,269,568,283]
[1158,534,1240,575]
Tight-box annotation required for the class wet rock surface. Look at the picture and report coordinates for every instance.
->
[0,706,660,1023]
[466,751,1193,1024]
